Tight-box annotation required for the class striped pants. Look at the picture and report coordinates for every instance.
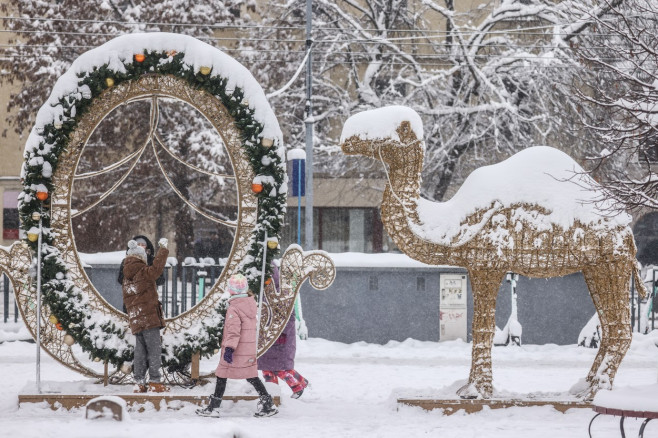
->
[262,369,308,393]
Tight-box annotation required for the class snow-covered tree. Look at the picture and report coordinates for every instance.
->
[248,0,626,201]
[0,0,253,134]
[570,0,658,211]
[0,0,252,254]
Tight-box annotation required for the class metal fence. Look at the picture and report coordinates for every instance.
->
[639,268,658,332]
[159,263,225,318]
[0,262,227,323]
[3,263,658,341]
[1,274,19,323]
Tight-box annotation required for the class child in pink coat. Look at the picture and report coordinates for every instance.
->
[196,273,278,418]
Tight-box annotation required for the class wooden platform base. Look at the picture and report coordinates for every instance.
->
[397,398,591,415]
[19,393,280,411]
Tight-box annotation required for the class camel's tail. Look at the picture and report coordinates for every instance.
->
[634,261,649,300]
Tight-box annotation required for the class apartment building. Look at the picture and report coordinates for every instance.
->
[0,7,22,246]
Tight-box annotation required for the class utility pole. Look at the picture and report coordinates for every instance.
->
[304,0,314,251]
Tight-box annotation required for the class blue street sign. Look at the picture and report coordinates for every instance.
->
[291,158,305,197]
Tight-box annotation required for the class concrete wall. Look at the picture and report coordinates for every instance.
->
[299,266,469,343]
[86,263,596,346]
[300,267,594,345]
[493,273,595,345]
[84,264,123,312]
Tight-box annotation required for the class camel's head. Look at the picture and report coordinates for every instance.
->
[340,134,379,158]
[340,106,424,161]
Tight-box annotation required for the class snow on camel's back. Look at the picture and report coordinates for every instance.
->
[340,105,647,401]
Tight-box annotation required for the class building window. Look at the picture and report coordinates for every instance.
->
[417,277,425,291]
[319,208,350,252]
[348,209,365,252]
[282,207,388,253]
[633,211,658,265]
[3,191,19,240]
[369,276,378,291]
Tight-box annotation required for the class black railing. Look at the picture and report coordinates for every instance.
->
[0,261,226,323]
[1,274,19,323]
[649,269,658,332]
[159,262,225,318]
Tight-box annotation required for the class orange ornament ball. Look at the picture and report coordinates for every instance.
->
[265,278,272,285]
[135,53,145,62]
[251,183,263,194]
[36,191,48,201]
[55,322,63,331]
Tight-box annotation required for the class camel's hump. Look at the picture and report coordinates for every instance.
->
[341,106,424,146]
[413,146,632,244]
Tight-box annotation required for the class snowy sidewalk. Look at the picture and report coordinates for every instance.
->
[1,334,657,437]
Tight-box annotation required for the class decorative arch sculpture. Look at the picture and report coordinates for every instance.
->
[0,33,335,382]
[340,106,647,400]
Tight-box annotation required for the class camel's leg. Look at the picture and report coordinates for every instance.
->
[457,270,504,399]
[579,262,632,399]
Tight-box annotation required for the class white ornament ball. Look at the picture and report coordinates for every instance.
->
[93,357,101,362]
[120,363,132,374]
[63,334,75,346]
[261,138,274,148]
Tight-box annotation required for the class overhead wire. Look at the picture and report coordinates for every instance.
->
[0,53,642,71]
[0,28,308,44]
[0,30,631,51]
[0,45,645,67]
[0,15,306,31]
[0,15,650,73]
[0,14,635,37]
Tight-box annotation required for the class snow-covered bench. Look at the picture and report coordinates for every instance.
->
[589,384,658,438]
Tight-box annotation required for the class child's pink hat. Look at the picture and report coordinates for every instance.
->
[227,274,248,295]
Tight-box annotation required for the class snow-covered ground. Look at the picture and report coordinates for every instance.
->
[1,325,657,438]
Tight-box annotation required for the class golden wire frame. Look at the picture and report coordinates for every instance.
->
[1,74,336,381]
[342,121,647,400]
[258,246,336,353]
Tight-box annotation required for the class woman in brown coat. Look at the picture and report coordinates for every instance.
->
[122,238,169,393]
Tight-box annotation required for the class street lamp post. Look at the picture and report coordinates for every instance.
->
[36,207,42,393]
[256,230,269,340]
[30,190,49,394]
[287,149,308,340]
[304,0,314,252]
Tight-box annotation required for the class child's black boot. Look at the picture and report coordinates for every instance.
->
[195,395,222,418]
[254,394,278,417]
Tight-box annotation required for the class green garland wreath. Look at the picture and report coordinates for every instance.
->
[19,49,286,370]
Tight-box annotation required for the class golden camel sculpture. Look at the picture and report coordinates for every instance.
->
[340,107,647,400]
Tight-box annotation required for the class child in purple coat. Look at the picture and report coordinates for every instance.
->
[257,265,309,399]
[196,273,278,418]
